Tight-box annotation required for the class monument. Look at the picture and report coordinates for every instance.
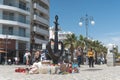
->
[106,44,115,66]
[46,15,64,64]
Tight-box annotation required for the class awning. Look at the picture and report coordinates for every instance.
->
[0,50,7,53]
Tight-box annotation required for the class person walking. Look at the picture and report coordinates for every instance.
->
[24,50,31,65]
[87,48,95,67]
[76,46,82,67]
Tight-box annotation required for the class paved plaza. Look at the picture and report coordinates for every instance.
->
[0,64,120,80]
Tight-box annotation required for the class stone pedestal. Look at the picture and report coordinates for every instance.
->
[107,53,115,66]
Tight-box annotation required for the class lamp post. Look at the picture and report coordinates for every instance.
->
[79,14,95,39]
[5,32,8,65]
[30,27,35,64]
[79,14,95,64]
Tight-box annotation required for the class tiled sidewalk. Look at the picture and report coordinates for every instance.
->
[0,64,120,80]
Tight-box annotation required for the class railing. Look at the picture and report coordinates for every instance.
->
[0,2,30,12]
[35,37,48,44]
[0,27,30,38]
[0,14,30,24]
[0,28,30,38]
[34,3,49,15]
[41,0,49,6]
[33,15,49,26]
[35,27,49,36]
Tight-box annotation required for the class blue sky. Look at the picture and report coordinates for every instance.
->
[50,0,120,51]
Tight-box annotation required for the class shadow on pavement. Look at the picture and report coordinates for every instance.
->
[82,68,103,71]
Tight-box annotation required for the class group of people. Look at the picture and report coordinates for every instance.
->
[22,47,95,74]
[23,46,95,68]
[76,46,95,68]
[23,50,47,66]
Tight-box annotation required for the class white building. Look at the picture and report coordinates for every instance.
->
[58,31,73,41]
[0,0,49,63]
[49,27,73,41]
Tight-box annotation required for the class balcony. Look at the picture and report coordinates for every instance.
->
[0,14,30,28]
[41,0,49,7]
[34,26,49,36]
[33,15,49,26]
[0,3,30,15]
[0,19,30,28]
[34,37,48,44]
[33,3,49,16]
[25,0,31,3]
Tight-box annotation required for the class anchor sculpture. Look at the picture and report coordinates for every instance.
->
[46,15,64,64]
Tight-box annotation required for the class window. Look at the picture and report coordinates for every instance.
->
[18,41,26,50]
[4,0,9,5]
[19,27,26,37]
[19,14,26,23]
[2,25,13,35]
[19,1,26,10]
[3,11,14,21]
[8,27,13,35]
[40,13,44,17]
[3,0,13,6]
[9,13,14,20]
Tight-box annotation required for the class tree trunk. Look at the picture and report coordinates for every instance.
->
[70,44,74,62]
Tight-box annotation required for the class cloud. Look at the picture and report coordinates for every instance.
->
[102,32,120,44]
[105,32,120,36]
[100,36,120,52]
[88,31,120,52]
[111,37,120,42]
[92,31,120,52]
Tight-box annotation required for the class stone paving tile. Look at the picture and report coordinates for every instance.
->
[0,65,120,80]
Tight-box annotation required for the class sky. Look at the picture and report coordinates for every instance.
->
[50,0,120,51]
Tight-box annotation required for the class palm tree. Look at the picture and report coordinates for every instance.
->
[77,35,86,64]
[91,40,107,64]
[78,35,86,49]
[63,33,108,64]
[63,34,77,62]
[90,40,100,63]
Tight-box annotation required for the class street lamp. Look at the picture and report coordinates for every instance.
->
[79,14,95,64]
[5,31,8,65]
[30,26,36,64]
[79,14,95,39]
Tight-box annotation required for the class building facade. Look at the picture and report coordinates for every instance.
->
[0,0,49,63]
[31,0,49,50]
[49,27,73,41]
[58,31,73,41]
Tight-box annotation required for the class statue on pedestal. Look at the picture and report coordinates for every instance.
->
[107,44,115,66]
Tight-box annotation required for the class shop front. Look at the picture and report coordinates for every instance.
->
[0,39,16,64]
